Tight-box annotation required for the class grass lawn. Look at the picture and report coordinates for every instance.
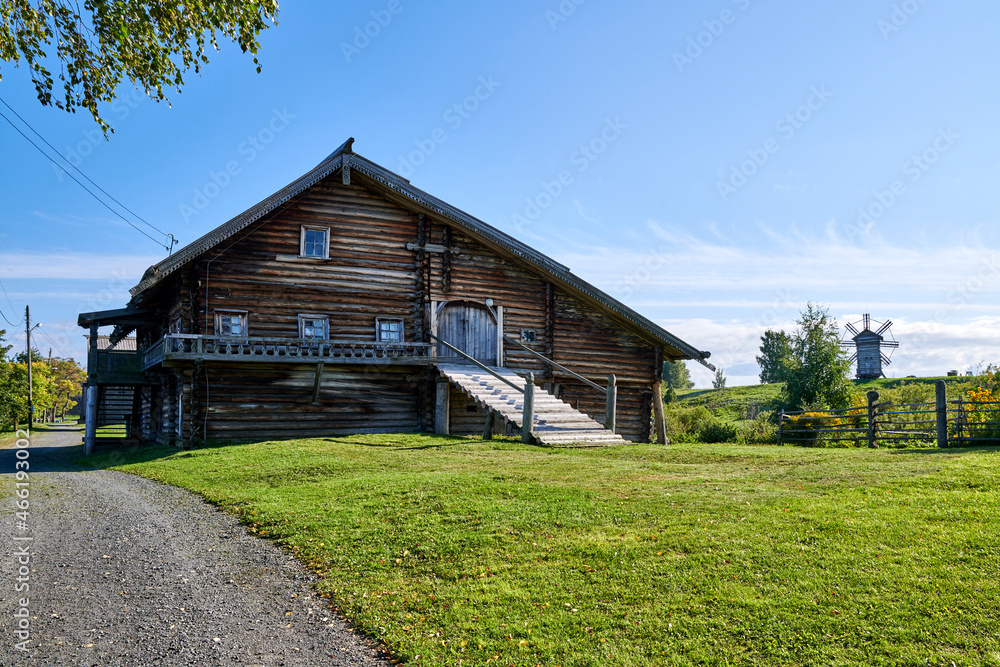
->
[0,428,20,448]
[95,423,127,437]
[83,436,1000,666]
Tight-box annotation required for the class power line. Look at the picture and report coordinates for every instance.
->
[0,100,173,252]
[37,328,73,360]
[0,278,24,327]
[0,96,172,240]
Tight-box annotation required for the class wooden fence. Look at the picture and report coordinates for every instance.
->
[779,380,1000,448]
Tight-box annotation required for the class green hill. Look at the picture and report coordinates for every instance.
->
[673,375,972,420]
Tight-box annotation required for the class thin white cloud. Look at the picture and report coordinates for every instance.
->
[542,224,1000,387]
[665,315,1000,389]
[0,252,161,280]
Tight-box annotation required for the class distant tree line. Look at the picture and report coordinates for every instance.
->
[0,329,86,431]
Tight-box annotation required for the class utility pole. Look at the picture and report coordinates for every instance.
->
[26,305,33,432]
[47,348,53,423]
[24,306,41,431]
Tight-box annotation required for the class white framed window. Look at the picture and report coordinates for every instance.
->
[376,318,404,343]
[300,225,330,259]
[168,318,182,335]
[299,315,329,340]
[214,310,248,337]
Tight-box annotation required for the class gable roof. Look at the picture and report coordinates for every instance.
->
[854,330,883,342]
[130,138,713,368]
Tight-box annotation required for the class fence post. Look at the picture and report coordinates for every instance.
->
[867,390,879,449]
[522,372,535,443]
[957,396,965,445]
[652,379,667,445]
[935,380,948,449]
[777,409,784,446]
[605,374,617,433]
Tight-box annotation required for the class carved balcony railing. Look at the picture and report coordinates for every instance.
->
[90,348,148,385]
[143,334,434,369]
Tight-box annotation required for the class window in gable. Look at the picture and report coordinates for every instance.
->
[300,225,330,258]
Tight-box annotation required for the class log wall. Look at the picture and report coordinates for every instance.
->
[198,182,420,342]
[200,362,421,441]
[141,174,663,444]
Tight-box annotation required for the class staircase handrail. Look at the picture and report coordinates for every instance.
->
[429,333,524,394]
[502,334,617,433]
[502,335,604,393]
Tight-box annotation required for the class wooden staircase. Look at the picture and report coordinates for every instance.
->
[437,363,629,446]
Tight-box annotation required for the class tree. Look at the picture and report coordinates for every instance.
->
[48,357,86,420]
[663,361,694,389]
[0,334,61,429]
[0,329,14,428]
[0,1,279,132]
[780,303,852,411]
[712,367,727,390]
[756,330,793,384]
[0,357,52,429]
[14,347,46,364]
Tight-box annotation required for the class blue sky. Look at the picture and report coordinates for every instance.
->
[1,0,998,387]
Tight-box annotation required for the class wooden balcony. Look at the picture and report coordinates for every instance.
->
[143,334,434,370]
[91,349,148,385]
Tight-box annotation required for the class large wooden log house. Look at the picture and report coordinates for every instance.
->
[78,138,713,451]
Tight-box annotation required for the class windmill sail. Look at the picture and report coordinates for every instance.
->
[845,314,898,379]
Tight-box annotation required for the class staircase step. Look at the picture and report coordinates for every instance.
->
[437,362,629,447]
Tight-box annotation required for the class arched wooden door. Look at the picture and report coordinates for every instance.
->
[437,301,498,365]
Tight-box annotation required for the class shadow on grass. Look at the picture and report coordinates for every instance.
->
[75,442,180,470]
[78,432,537,469]
[340,435,466,450]
[335,434,538,451]
[887,445,1000,455]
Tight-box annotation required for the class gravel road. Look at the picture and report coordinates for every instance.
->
[0,425,392,666]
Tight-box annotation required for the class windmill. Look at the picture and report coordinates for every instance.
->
[841,314,899,380]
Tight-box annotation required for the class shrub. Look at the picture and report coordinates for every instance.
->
[736,413,778,445]
[664,405,737,443]
[783,411,828,447]
[965,386,1000,440]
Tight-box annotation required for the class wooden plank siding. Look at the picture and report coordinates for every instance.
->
[138,174,665,446]
[550,290,658,443]
[198,362,422,441]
